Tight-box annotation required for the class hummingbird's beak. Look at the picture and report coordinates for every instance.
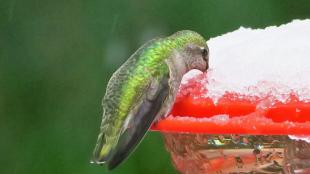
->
[200,46,209,72]
[204,58,209,72]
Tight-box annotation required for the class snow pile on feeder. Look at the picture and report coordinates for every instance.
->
[206,19,310,103]
[153,19,310,135]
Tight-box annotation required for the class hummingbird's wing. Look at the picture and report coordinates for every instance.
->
[107,74,170,169]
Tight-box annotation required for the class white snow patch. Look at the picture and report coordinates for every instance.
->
[169,114,230,125]
[181,69,202,84]
[289,135,310,143]
[205,19,310,103]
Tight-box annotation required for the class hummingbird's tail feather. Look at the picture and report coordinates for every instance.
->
[107,77,169,170]
[91,132,114,164]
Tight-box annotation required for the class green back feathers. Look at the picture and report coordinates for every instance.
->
[117,30,206,119]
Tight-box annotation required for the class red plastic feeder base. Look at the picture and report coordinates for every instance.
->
[151,73,310,135]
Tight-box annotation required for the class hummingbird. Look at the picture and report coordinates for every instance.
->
[91,30,209,169]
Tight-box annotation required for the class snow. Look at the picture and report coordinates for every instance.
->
[181,69,203,85]
[288,135,310,143]
[203,19,310,103]
[170,114,230,125]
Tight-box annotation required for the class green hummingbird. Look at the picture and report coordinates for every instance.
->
[91,30,209,169]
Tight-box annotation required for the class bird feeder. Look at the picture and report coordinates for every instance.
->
[151,20,310,173]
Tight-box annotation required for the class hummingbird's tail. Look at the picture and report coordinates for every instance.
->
[91,97,166,170]
[90,132,113,165]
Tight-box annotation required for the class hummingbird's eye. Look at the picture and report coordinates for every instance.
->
[201,47,209,61]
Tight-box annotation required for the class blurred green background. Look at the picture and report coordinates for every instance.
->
[1,0,310,173]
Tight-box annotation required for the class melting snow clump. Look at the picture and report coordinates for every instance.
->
[204,19,310,103]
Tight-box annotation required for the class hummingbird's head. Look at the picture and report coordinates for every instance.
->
[169,30,209,73]
[182,43,209,72]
